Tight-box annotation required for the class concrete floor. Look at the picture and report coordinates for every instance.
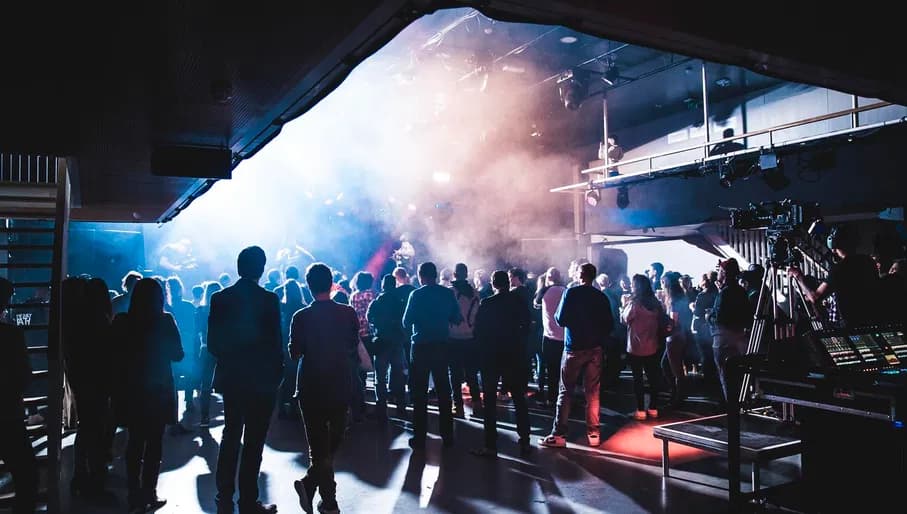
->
[49,375,801,514]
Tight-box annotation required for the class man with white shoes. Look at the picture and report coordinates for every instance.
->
[539,263,614,448]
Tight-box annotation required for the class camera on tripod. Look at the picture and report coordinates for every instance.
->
[728,199,823,268]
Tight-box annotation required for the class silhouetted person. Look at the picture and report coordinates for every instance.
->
[540,263,613,448]
[218,273,232,289]
[647,262,664,292]
[195,281,222,427]
[367,274,407,419]
[65,277,114,497]
[711,258,752,401]
[167,276,197,413]
[264,269,282,292]
[471,270,532,458]
[534,268,566,406]
[275,266,312,305]
[709,128,745,156]
[473,269,493,300]
[0,277,38,514]
[403,262,462,449]
[207,247,283,514]
[278,279,305,420]
[349,272,375,422]
[112,271,143,315]
[393,266,416,390]
[448,263,481,417]
[289,263,358,514]
[111,278,184,513]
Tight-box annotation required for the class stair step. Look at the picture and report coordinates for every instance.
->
[31,369,49,378]
[27,345,49,353]
[13,281,53,288]
[0,262,53,269]
[23,396,48,407]
[22,324,49,331]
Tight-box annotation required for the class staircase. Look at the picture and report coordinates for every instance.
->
[0,154,69,513]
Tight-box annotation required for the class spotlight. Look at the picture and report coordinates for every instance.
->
[585,189,601,207]
[557,69,589,111]
[616,186,629,209]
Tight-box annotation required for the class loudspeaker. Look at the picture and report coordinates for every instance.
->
[151,145,233,179]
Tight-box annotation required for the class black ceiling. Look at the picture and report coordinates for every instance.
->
[1,0,902,222]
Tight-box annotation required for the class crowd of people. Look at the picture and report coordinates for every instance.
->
[1,222,904,514]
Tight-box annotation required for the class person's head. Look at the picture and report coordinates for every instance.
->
[664,271,684,298]
[827,225,857,259]
[381,274,396,293]
[129,278,165,321]
[166,276,184,304]
[338,279,351,294]
[418,262,438,285]
[0,277,14,311]
[203,281,222,306]
[890,258,906,276]
[305,263,333,296]
[648,262,664,281]
[393,267,409,286]
[718,258,741,286]
[439,268,453,284]
[237,246,266,281]
[491,270,510,293]
[595,273,611,289]
[218,273,231,287]
[121,271,143,294]
[579,263,597,285]
[546,267,563,286]
[283,279,302,306]
[352,271,374,293]
[285,266,300,281]
[619,274,631,291]
[508,268,528,288]
[454,263,468,281]
[631,274,654,297]
[681,275,693,291]
[723,128,735,139]
[266,268,281,285]
[191,284,204,302]
[86,277,112,319]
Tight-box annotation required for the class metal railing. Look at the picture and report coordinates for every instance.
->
[551,101,898,193]
[0,154,60,185]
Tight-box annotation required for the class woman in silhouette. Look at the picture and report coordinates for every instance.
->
[112,278,184,513]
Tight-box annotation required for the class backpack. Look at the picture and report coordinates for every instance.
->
[450,288,479,339]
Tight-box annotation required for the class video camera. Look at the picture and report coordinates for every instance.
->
[728,199,823,268]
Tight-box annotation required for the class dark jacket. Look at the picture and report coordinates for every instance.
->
[713,283,752,332]
[366,291,405,344]
[402,284,462,344]
[289,300,359,408]
[207,278,284,394]
[112,312,184,425]
[555,284,614,352]
[0,322,30,420]
[474,290,531,358]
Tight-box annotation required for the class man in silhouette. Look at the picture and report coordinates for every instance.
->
[207,246,283,514]
[0,277,38,514]
[709,128,745,156]
[470,270,532,458]
[289,263,358,514]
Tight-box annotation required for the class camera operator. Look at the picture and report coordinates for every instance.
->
[788,225,881,327]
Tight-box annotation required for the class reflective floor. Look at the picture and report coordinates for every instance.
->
[53,376,801,513]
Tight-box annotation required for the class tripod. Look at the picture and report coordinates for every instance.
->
[737,259,824,405]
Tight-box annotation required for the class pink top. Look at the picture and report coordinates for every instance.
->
[621,301,660,357]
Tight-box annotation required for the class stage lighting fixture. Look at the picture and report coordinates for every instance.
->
[557,69,589,111]
[585,189,601,207]
[616,186,630,209]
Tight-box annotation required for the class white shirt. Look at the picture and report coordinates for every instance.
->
[541,285,566,341]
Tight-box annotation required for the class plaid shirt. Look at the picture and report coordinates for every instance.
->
[350,290,375,338]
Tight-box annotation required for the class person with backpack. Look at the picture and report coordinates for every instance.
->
[447,263,482,417]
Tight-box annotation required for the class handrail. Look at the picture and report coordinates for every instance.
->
[580,101,892,176]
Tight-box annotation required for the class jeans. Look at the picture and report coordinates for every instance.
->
[713,329,748,401]
[541,337,564,400]
[482,353,530,449]
[552,347,602,437]
[0,419,38,514]
[410,342,452,441]
[628,354,660,411]
[125,421,165,506]
[448,338,481,408]
[374,338,407,405]
[72,382,109,487]
[298,399,347,504]
[216,391,276,507]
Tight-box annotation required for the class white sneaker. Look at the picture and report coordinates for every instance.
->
[647,408,659,419]
[587,433,601,447]
[539,434,566,448]
[634,410,647,421]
